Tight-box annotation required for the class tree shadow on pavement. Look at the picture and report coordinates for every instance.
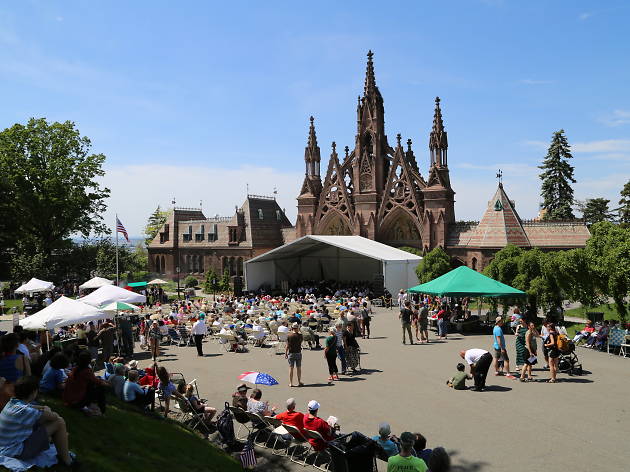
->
[479,385,512,392]
[449,449,489,471]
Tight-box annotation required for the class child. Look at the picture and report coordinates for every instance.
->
[446,363,471,390]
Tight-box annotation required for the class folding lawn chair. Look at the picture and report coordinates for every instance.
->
[174,397,211,435]
[282,424,313,466]
[302,429,332,471]
[229,406,252,441]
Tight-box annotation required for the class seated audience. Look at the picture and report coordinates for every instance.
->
[232,383,250,409]
[303,400,335,451]
[138,366,159,388]
[446,363,471,390]
[62,351,108,415]
[276,397,305,439]
[412,433,432,464]
[387,431,427,471]
[38,353,68,394]
[107,365,126,399]
[177,382,216,421]
[0,333,31,383]
[573,320,596,344]
[372,422,399,458]
[156,366,185,417]
[123,369,155,411]
[247,388,276,417]
[0,376,76,466]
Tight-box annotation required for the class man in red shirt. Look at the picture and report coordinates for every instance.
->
[302,400,334,451]
[275,397,304,438]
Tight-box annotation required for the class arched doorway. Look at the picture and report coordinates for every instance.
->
[318,212,352,236]
[379,209,422,248]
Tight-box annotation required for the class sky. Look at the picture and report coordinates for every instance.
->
[1,0,629,236]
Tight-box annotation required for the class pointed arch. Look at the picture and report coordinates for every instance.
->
[316,210,352,236]
[378,207,422,247]
[315,147,355,227]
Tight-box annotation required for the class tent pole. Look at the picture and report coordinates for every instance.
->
[115,214,119,286]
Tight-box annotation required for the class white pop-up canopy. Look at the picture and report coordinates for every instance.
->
[79,284,146,307]
[14,278,54,294]
[79,276,114,290]
[19,296,106,330]
[244,235,422,295]
[147,278,168,285]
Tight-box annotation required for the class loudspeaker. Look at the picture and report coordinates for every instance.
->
[232,276,243,297]
[372,274,384,297]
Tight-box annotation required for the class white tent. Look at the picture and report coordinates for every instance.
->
[19,296,106,330]
[79,284,146,307]
[244,235,422,295]
[14,278,54,294]
[79,276,114,290]
[147,278,168,285]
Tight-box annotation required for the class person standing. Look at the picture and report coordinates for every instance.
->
[544,323,560,383]
[324,328,339,383]
[286,323,304,387]
[191,314,207,357]
[397,290,407,309]
[334,322,348,374]
[418,303,429,344]
[359,302,371,339]
[492,317,515,379]
[460,349,493,392]
[520,322,539,382]
[436,307,448,340]
[514,317,527,369]
[399,302,414,345]
[344,323,360,373]
[95,321,115,365]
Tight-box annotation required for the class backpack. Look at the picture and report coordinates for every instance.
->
[216,402,236,445]
[556,334,569,352]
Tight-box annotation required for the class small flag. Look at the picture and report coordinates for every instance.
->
[239,437,257,469]
[116,217,130,243]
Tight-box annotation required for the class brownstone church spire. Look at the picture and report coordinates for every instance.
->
[364,50,377,95]
[429,96,448,167]
[304,116,321,177]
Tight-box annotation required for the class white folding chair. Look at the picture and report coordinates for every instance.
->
[301,429,332,471]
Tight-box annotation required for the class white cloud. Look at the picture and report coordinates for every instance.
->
[599,109,630,127]
[579,12,592,20]
[522,140,548,150]
[572,139,630,153]
[99,164,303,237]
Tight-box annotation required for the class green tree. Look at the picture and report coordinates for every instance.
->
[95,239,146,279]
[416,247,452,284]
[183,275,198,288]
[539,129,576,220]
[203,268,220,293]
[220,268,231,292]
[144,206,169,247]
[580,198,613,225]
[0,118,110,258]
[618,179,630,224]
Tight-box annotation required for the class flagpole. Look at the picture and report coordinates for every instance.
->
[115,214,119,286]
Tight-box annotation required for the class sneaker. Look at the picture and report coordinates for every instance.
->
[494,372,502,376]
[506,375,517,380]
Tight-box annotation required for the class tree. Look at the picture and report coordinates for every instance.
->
[0,118,110,255]
[183,275,198,288]
[539,129,576,220]
[580,198,613,225]
[220,268,231,292]
[619,179,630,224]
[415,247,452,284]
[203,268,220,293]
[144,206,169,247]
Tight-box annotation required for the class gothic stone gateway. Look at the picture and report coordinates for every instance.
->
[148,52,590,279]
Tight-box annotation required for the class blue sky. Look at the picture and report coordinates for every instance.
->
[1,0,629,236]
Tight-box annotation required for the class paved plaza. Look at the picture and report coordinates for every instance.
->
[3,309,628,472]
[139,308,628,471]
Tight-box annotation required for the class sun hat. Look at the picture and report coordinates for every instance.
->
[237,383,251,392]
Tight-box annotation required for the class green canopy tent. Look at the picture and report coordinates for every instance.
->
[408,266,526,298]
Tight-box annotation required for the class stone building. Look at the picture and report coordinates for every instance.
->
[148,51,590,279]
[147,196,293,279]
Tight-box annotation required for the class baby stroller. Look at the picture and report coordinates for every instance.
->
[557,340,582,375]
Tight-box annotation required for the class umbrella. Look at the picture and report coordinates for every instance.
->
[101,301,140,312]
[238,371,278,386]
[150,313,162,320]
[147,278,168,285]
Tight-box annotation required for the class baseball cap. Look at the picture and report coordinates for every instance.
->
[400,432,415,444]
[292,322,299,329]
[236,383,251,392]
[307,400,320,411]
[199,313,205,319]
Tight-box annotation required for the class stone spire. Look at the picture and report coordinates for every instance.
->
[304,116,321,177]
[364,50,377,96]
[429,96,448,167]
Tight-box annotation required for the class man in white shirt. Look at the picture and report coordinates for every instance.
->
[460,349,493,391]
[191,314,207,357]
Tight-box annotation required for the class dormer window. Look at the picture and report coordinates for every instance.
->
[276,210,281,221]
[258,209,264,220]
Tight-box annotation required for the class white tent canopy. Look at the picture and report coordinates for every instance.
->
[147,279,168,285]
[244,235,422,295]
[79,276,114,290]
[19,296,106,330]
[79,284,146,307]
[14,278,54,294]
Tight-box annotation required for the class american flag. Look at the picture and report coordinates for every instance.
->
[116,217,130,243]
[239,438,257,469]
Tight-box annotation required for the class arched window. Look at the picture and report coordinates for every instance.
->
[471,257,478,271]
[161,256,166,274]
[155,256,161,274]
[199,255,204,274]
[186,255,192,273]
[193,255,199,273]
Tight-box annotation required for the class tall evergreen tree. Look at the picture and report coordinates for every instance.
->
[144,206,169,247]
[581,198,613,225]
[539,129,576,220]
[619,179,630,224]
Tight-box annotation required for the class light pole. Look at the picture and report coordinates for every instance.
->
[176,266,181,300]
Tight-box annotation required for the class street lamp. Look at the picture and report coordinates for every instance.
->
[212,278,217,302]
[176,266,181,300]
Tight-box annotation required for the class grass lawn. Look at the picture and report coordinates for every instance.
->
[1,299,22,314]
[564,303,621,321]
[37,396,240,472]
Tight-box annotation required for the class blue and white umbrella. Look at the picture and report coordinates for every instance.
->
[238,371,279,386]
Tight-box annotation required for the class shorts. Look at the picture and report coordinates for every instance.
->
[494,348,509,361]
[17,424,49,460]
[420,320,428,330]
[548,349,560,359]
[287,352,302,368]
